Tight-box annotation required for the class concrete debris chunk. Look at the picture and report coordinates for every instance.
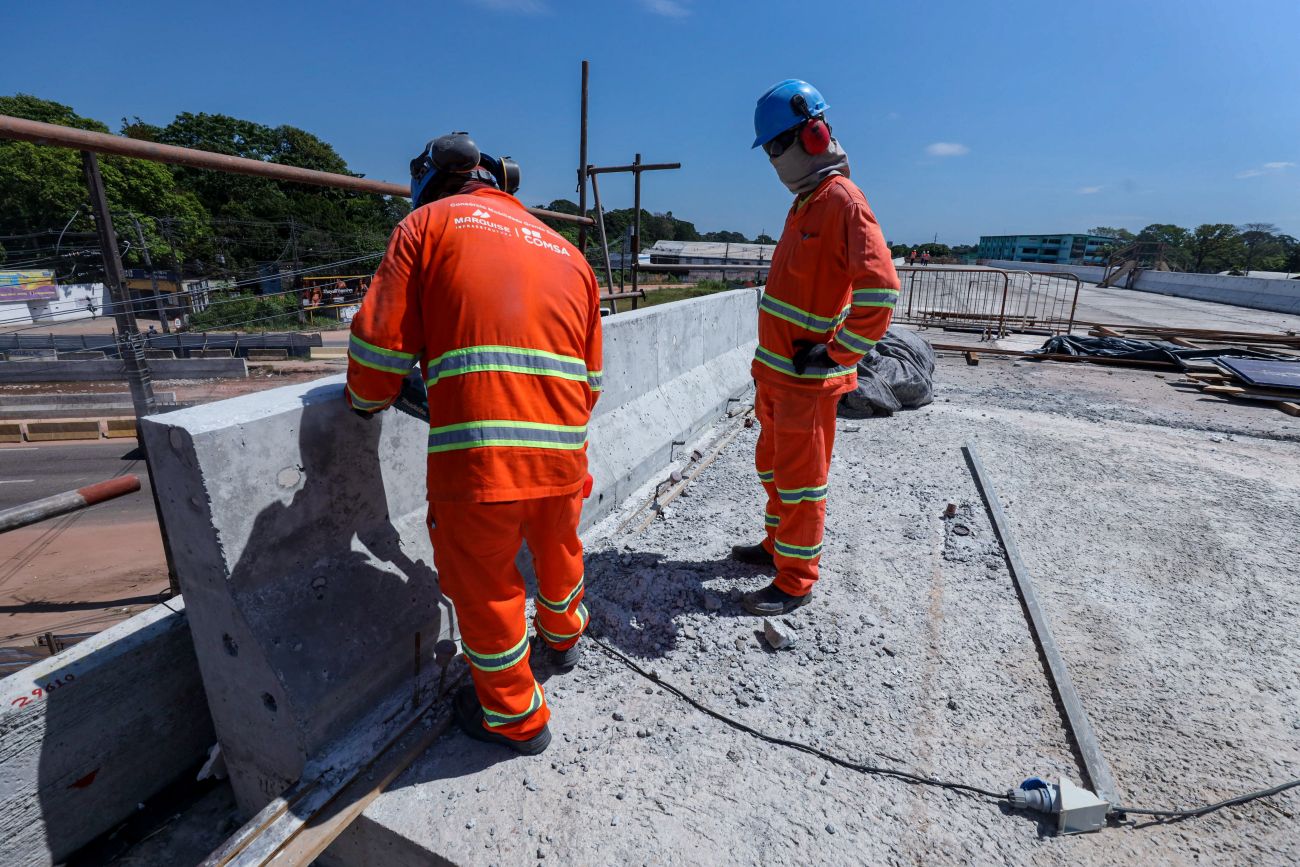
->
[762,618,798,650]
[703,592,723,611]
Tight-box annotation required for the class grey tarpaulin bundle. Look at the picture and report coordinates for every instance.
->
[838,328,936,418]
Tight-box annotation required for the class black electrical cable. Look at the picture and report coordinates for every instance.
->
[586,632,1008,803]
[1112,778,1300,820]
[589,633,1300,823]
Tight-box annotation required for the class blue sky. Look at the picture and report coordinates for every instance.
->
[6,0,1299,244]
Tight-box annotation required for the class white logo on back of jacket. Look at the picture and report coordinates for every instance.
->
[519,225,571,257]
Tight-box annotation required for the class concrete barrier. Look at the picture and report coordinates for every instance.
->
[0,600,214,866]
[144,349,177,359]
[191,348,233,358]
[138,287,760,824]
[55,351,106,361]
[0,422,20,443]
[103,419,138,439]
[0,358,247,384]
[246,348,289,361]
[982,259,1300,315]
[24,421,102,442]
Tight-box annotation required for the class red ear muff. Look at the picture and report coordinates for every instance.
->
[800,118,831,155]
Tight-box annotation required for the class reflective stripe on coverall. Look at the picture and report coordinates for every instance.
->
[346,187,601,740]
[751,175,898,595]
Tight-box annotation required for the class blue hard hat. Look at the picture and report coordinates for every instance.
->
[752,79,829,149]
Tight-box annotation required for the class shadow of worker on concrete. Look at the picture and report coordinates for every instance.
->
[213,383,451,808]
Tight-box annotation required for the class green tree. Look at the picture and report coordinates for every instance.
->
[135,112,406,273]
[0,94,210,280]
[754,233,776,245]
[1088,226,1136,242]
[1238,222,1283,273]
[1188,224,1244,273]
[702,230,748,243]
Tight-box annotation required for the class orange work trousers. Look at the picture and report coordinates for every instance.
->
[428,491,588,741]
[754,382,840,597]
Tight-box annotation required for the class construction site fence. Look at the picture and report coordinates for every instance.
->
[894,266,1082,337]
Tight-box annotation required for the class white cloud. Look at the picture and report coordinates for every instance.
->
[1077,185,1103,195]
[471,0,548,12]
[640,0,690,16]
[1237,161,1294,179]
[925,142,969,157]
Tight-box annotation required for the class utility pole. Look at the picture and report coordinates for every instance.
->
[290,217,305,326]
[82,152,155,415]
[131,216,171,333]
[82,151,180,595]
[160,219,191,325]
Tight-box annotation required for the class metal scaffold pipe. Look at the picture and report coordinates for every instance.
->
[0,475,141,534]
[0,114,593,227]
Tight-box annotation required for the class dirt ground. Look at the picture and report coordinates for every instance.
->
[348,353,1300,866]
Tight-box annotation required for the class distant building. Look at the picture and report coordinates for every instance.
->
[646,240,775,280]
[977,233,1117,265]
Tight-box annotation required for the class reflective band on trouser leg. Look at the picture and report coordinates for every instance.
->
[777,484,828,504]
[755,383,781,552]
[768,386,839,597]
[483,684,544,729]
[348,334,416,375]
[524,491,588,650]
[537,575,583,614]
[461,632,530,673]
[587,369,604,393]
[428,499,549,741]
[536,602,589,646]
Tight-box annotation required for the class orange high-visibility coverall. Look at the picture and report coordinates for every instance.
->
[751,175,898,597]
[346,187,602,741]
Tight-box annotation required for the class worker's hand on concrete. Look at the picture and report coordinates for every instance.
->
[792,341,832,375]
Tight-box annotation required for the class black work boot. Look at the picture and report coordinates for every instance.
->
[454,685,551,755]
[537,637,581,672]
[741,581,812,616]
[730,542,776,567]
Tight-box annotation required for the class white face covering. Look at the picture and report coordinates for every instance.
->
[769,137,851,196]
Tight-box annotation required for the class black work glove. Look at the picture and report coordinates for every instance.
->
[792,341,832,375]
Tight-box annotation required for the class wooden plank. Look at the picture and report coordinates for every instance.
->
[207,670,465,867]
[1166,337,1200,349]
[264,699,456,865]
[1280,402,1300,417]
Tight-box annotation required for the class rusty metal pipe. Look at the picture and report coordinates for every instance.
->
[0,475,141,534]
[0,114,592,226]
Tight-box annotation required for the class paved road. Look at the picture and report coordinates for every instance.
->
[0,440,156,524]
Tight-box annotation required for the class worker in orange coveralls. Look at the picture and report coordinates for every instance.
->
[345,132,602,755]
[734,80,900,616]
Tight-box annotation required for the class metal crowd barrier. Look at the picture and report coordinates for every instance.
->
[893,267,1081,337]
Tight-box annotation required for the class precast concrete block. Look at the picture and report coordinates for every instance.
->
[0,601,213,866]
[139,377,450,815]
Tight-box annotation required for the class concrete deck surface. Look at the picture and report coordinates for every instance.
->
[324,356,1299,865]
